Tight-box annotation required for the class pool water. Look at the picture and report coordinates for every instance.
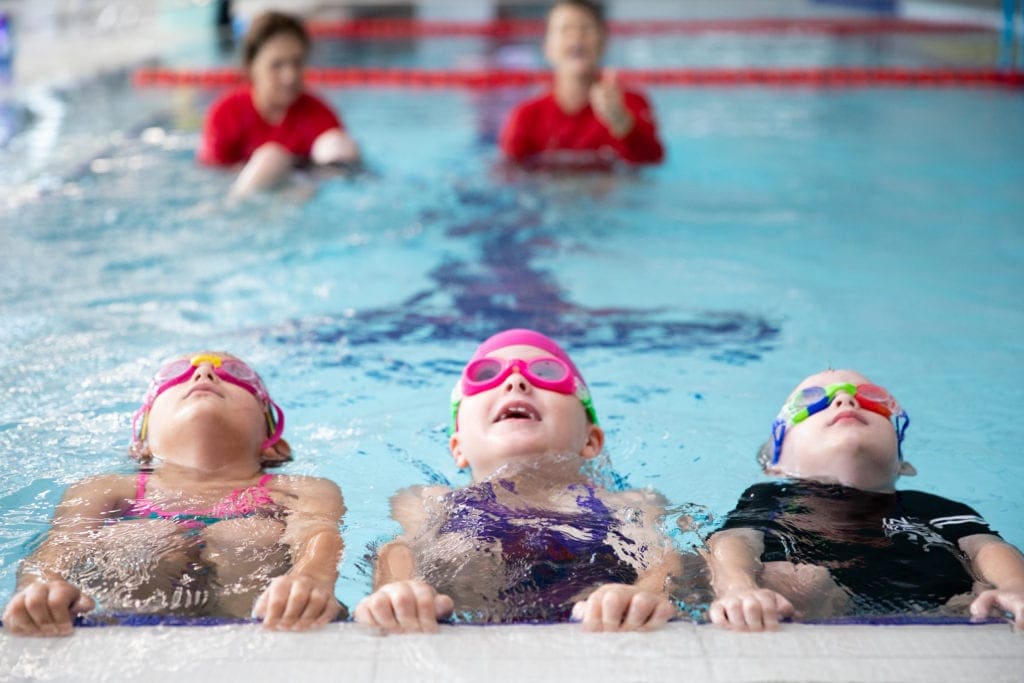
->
[1,5,1023,619]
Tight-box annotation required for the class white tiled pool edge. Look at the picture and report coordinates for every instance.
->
[2,622,1021,682]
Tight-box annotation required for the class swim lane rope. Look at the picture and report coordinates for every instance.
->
[133,67,1024,89]
[303,17,995,38]
[134,17,1020,89]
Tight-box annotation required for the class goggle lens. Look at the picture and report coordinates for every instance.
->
[154,358,192,384]
[528,358,569,381]
[220,358,260,384]
[466,359,503,383]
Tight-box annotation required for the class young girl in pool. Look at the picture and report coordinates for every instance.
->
[1,352,345,636]
[354,329,678,633]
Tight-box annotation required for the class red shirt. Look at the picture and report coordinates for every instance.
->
[198,86,344,166]
[499,90,664,166]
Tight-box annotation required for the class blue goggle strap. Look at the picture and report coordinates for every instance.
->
[894,411,910,460]
[770,417,787,466]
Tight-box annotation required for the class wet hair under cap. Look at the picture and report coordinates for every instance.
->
[242,10,310,68]
[548,0,606,30]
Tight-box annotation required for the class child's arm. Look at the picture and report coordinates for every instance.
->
[354,486,454,634]
[2,475,128,636]
[706,527,795,631]
[960,533,1024,629]
[573,489,679,632]
[252,476,345,631]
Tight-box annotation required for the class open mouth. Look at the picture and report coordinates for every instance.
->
[494,402,541,423]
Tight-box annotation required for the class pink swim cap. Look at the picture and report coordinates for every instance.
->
[468,328,588,389]
[451,328,597,432]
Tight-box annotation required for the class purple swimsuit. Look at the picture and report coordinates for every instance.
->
[433,479,639,623]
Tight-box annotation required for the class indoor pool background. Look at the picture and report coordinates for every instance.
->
[1,3,1022,618]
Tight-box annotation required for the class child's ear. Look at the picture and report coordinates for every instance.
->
[450,434,468,469]
[261,438,292,466]
[580,424,604,460]
[898,460,917,477]
[129,440,152,464]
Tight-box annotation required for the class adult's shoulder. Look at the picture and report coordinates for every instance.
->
[291,89,342,118]
[511,90,556,115]
[208,85,254,112]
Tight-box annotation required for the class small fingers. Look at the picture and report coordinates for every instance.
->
[354,582,442,634]
[434,593,454,622]
[293,588,336,631]
[46,587,76,636]
[257,577,291,629]
[971,590,1024,630]
[23,584,61,637]
[2,595,37,636]
[276,582,312,630]
[409,581,441,634]
[708,600,729,629]
[723,596,750,631]
[357,592,400,632]
[740,594,766,631]
[621,592,662,631]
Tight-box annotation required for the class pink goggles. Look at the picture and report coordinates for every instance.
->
[461,356,578,397]
[131,354,285,450]
[452,355,598,431]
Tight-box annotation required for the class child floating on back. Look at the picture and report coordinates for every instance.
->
[706,369,1024,631]
[499,0,664,167]
[2,352,345,636]
[355,329,678,632]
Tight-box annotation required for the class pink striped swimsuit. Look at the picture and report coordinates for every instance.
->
[127,472,278,531]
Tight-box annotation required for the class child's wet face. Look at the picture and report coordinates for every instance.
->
[145,353,267,456]
[452,344,599,480]
[774,369,903,491]
[544,4,605,78]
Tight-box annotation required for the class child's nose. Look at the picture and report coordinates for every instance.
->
[191,363,218,382]
[832,391,858,409]
[503,372,533,394]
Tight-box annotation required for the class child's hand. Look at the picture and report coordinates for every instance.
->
[1,579,94,637]
[969,588,1024,630]
[353,579,454,634]
[571,583,676,632]
[589,69,633,138]
[252,574,340,631]
[708,587,794,631]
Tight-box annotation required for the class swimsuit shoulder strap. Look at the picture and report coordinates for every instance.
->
[218,473,277,516]
[135,471,149,501]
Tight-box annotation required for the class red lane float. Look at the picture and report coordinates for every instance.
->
[306,18,994,38]
[133,67,1024,89]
